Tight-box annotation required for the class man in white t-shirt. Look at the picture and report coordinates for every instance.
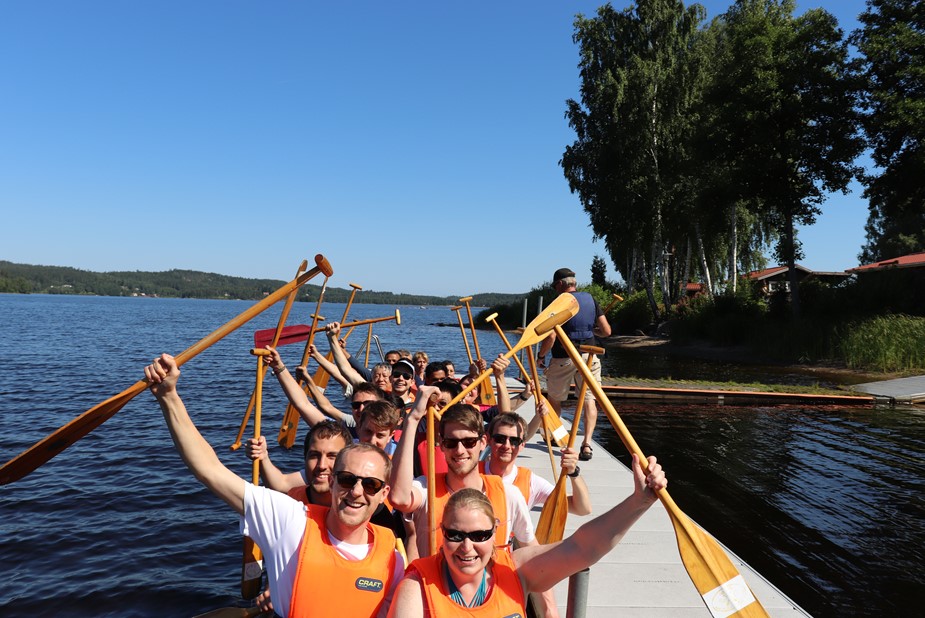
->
[145,353,403,618]
[482,412,591,515]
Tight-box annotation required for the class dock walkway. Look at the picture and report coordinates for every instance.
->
[852,374,925,404]
[510,398,812,617]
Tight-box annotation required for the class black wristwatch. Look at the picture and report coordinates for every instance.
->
[567,466,580,478]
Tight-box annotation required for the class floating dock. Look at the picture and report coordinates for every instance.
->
[852,375,925,405]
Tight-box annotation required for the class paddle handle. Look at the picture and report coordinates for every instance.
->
[451,306,474,365]
[338,310,400,330]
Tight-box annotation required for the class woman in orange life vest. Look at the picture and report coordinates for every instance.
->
[388,453,667,616]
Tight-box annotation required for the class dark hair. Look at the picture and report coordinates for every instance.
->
[435,379,462,398]
[439,403,484,437]
[354,381,387,400]
[359,400,400,431]
[304,420,352,459]
[424,360,449,379]
[487,412,525,438]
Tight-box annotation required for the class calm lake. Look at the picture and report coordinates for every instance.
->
[1,294,922,617]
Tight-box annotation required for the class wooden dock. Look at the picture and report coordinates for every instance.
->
[511,403,812,617]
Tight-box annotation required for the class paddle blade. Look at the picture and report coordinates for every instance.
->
[0,382,145,485]
[253,324,311,348]
[241,536,263,600]
[671,510,768,617]
[542,401,569,448]
[535,475,569,544]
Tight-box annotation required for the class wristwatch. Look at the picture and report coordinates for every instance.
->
[567,466,580,478]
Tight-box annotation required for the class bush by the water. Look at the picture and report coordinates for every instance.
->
[840,315,925,372]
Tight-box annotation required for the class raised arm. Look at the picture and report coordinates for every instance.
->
[245,435,304,493]
[308,343,350,390]
[266,346,329,427]
[491,355,512,413]
[515,453,666,593]
[145,353,245,515]
[326,322,368,388]
[561,447,592,516]
[303,378,352,425]
[388,387,435,512]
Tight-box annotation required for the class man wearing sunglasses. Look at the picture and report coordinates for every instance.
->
[144,354,403,618]
[388,358,416,407]
[481,413,592,516]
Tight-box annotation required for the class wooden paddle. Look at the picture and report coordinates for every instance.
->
[460,296,496,406]
[230,259,308,452]
[537,304,769,617]
[434,294,579,420]
[534,344,601,544]
[484,312,568,449]
[602,293,624,315]
[242,348,271,599]
[311,282,362,390]
[277,274,331,448]
[335,309,401,330]
[0,255,333,485]
[450,305,474,365]
[363,323,373,367]
[426,403,438,556]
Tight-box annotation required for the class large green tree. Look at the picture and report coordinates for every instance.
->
[851,0,925,263]
[703,0,862,315]
[562,0,706,321]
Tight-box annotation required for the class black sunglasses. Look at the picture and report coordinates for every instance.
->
[391,371,413,380]
[441,526,495,543]
[334,471,386,495]
[350,400,369,410]
[441,436,481,450]
[492,434,523,448]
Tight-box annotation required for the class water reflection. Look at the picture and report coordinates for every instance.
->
[572,401,925,617]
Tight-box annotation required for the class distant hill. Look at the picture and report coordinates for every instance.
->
[0,260,525,307]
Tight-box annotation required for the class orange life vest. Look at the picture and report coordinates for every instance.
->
[409,549,525,617]
[479,461,532,505]
[429,474,509,552]
[288,505,397,618]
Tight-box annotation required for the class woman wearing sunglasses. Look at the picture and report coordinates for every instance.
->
[388,453,666,616]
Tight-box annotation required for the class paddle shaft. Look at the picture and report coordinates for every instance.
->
[232,260,308,451]
[242,349,270,599]
[548,323,768,616]
[459,297,482,360]
[337,310,400,330]
[0,255,332,485]
[427,405,437,556]
[451,306,474,365]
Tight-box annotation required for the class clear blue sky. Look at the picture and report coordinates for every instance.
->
[1,0,870,296]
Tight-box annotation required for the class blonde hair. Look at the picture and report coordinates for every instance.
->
[444,488,495,526]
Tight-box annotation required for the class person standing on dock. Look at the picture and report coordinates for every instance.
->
[536,267,611,461]
[145,354,403,618]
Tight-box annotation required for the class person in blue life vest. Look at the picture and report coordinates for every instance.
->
[536,267,611,461]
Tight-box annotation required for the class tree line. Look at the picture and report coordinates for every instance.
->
[0,261,523,307]
[562,0,923,319]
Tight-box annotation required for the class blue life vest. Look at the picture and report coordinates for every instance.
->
[552,291,598,358]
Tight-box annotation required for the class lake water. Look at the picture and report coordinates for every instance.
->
[1,294,922,617]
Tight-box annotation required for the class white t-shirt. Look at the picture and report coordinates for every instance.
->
[241,483,404,618]
[409,474,535,558]
[497,463,555,511]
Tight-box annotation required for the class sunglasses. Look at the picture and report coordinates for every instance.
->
[391,371,413,380]
[350,400,369,410]
[441,526,495,543]
[492,434,523,448]
[334,471,386,495]
[441,436,481,450]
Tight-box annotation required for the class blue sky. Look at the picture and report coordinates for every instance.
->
[1,0,870,296]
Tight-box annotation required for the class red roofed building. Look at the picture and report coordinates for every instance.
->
[746,264,851,296]
[847,252,925,273]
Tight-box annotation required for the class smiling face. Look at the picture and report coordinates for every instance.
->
[305,435,348,497]
[358,416,393,450]
[329,449,390,534]
[441,504,496,582]
[350,391,379,423]
[489,423,523,466]
[440,421,485,478]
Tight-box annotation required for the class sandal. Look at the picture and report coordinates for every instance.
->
[579,444,593,461]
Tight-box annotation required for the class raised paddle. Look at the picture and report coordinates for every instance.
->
[537,305,769,617]
[450,305,474,365]
[334,309,401,330]
[602,293,625,315]
[0,254,333,485]
[426,402,438,556]
[434,294,579,420]
[252,324,312,348]
[484,312,568,449]
[277,273,331,448]
[230,259,309,452]
[242,348,271,600]
[460,296,496,406]
[311,282,362,389]
[535,344,602,545]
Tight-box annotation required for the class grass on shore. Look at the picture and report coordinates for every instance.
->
[599,375,852,396]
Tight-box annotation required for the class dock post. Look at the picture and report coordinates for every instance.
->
[565,568,590,618]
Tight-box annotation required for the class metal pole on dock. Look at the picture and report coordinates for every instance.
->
[565,568,590,618]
